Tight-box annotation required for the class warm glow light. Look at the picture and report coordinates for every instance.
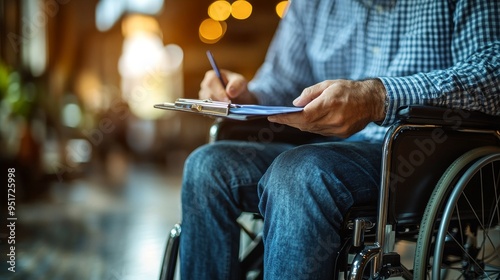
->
[231,0,252,20]
[122,14,161,38]
[276,1,289,18]
[119,14,184,120]
[75,70,103,112]
[119,41,184,120]
[208,0,231,21]
[199,18,224,42]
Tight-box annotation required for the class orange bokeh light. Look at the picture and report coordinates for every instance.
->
[199,18,227,44]
[276,1,289,18]
[208,0,232,21]
[231,0,252,20]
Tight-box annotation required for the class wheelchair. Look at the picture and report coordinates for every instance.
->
[159,105,500,280]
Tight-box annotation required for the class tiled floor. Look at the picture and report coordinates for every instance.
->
[0,158,183,280]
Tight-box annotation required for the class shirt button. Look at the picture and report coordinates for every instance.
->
[372,47,381,55]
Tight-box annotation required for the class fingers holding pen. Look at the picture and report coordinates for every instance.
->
[224,71,248,100]
[199,70,230,102]
[199,69,255,103]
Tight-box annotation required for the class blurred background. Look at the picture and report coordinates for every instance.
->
[0,0,287,278]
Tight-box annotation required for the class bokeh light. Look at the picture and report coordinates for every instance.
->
[62,103,82,128]
[276,1,289,18]
[208,0,232,21]
[119,14,184,120]
[199,18,227,43]
[231,0,252,20]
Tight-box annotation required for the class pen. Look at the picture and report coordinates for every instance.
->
[206,50,227,88]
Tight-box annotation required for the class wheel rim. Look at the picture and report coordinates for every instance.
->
[414,147,500,280]
[433,153,500,279]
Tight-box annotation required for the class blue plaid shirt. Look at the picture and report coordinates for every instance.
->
[248,0,500,142]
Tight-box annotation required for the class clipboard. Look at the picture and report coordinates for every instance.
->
[154,98,303,121]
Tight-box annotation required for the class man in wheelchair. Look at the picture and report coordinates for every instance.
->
[177,0,500,279]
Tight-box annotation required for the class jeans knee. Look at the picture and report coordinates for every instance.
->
[263,145,329,181]
[185,143,237,178]
[182,141,262,202]
[183,146,221,201]
[258,145,329,199]
[258,143,381,216]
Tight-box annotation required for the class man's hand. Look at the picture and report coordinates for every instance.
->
[268,79,386,138]
[199,69,258,104]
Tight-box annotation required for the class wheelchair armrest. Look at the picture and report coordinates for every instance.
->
[210,105,500,144]
[209,118,327,144]
[396,105,500,129]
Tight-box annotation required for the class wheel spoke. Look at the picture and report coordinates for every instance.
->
[414,148,500,279]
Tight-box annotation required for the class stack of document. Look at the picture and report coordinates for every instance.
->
[154,98,303,120]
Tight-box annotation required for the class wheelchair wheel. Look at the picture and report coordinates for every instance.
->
[414,146,500,279]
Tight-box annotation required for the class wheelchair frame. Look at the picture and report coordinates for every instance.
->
[159,105,500,280]
[350,128,500,279]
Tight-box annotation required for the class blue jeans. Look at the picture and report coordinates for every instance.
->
[180,139,382,279]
